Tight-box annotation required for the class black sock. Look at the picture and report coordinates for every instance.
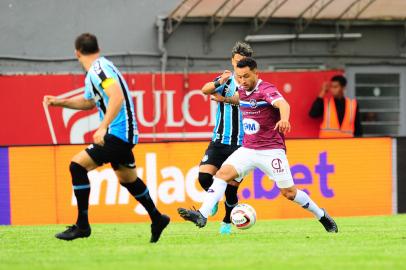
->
[70,162,90,229]
[223,185,238,223]
[121,178,162,223]
[198,172,214,191]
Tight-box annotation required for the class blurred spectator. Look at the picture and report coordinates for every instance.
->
[309,75,362,138]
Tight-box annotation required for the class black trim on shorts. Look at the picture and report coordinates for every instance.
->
[199,141,240,169]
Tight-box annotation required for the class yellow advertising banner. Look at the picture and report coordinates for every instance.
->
[9,138,393,225]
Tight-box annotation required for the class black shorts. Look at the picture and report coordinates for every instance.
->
[200,141,241,169]
[85,134,135,170]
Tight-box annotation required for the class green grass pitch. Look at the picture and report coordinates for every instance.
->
[1,215,405,270]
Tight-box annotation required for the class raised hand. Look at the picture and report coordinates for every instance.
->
[318,82,330,98]
[219,70,232,84]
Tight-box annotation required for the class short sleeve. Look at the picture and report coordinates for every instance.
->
[91,59,116,87]
[263,85,284,105]
[83,76,94,100]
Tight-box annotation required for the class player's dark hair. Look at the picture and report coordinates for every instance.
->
[232,41,253,57]
[331,75,347,87]
[75,33,100,55]
[236,57,257,70]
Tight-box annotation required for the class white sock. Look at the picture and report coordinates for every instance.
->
[199,177,228,218]
[293,189,325,219]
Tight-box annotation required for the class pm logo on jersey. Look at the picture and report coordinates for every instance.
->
[243,118,260,135]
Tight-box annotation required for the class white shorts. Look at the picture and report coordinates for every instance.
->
[223,147,294,188]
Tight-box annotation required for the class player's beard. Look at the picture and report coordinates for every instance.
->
[244,84,255,92]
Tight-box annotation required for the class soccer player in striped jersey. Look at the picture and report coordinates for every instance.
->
[43,33,170,242]
[198,42,253,234]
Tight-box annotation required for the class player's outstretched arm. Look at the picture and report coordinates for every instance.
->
[93,80,124,145]
[273,99,291,134]
[201,70,232,95]
[43,95,95,110]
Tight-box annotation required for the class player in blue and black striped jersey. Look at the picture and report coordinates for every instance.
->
[44,33,169,242]
[197,42,253,234]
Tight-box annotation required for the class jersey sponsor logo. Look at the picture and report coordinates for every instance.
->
[243,111,261,115]
[243,118,260,135]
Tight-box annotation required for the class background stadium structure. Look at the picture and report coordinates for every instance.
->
[1,0,406,137]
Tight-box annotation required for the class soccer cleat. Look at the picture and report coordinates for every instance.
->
[319,209,338,233]
[177,208,207,228]
[210,202,219,217]
[219,222,232,235]
[55,225,91,241]
[150,214,170,243]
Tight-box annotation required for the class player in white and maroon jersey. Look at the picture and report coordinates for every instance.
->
[178,58,338,233]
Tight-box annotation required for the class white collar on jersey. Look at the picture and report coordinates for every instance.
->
[245,79,262,96]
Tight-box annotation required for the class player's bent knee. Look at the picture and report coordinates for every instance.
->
[199,164,218,176]
[69,162,88,179]
[228,180,240,187]
[198,172,213,187]
[71,154,82,165]
[215,165,238,182]
[71,151,98,171]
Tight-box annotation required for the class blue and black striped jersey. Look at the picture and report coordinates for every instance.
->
[84,57,138,145]
[212,75,244,146]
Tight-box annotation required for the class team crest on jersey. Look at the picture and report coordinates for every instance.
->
[94,61,102,74]
[243,118,260,135]
[249,99,257,108]
[223,84,230,95]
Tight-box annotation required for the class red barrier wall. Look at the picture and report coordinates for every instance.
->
[0,70,341,145]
